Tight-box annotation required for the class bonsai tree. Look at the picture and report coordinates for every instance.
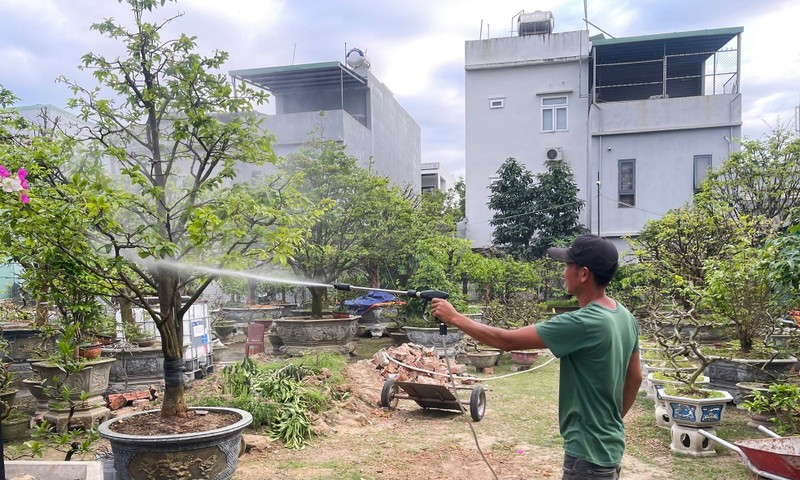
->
[704,241,784,355]
[1,1,316,419]
[284,128,413,317]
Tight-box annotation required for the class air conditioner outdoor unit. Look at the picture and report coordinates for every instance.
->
[545,146,563,161]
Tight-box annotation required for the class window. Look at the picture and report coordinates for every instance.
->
[693,154,712,193]
[489,97,505,109]
[618,159,635,208]
[541,96,568,132]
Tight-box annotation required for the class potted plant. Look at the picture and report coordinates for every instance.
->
[123,322,156,348]
[702,244,797,400]
[742,381,800,435]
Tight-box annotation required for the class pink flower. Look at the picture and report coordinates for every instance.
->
[18,168,28,190]
[1,164,30,202]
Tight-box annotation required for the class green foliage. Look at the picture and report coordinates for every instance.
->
[123,322,153,341]
[284,125,415,315]
[2,1,319,416]
[483,296,542,329]
[698,127,800,239]
[763,207,800,298]
[489,158,585,260]
[4,420,100,461]
[743,382,800,435]
[206,354,347,449]
[704,242,783,353]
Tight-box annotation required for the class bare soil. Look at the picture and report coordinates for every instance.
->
[109,410,240,435]
[229,352,754,480]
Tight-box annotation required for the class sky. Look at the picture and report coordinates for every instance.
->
[1,0,799,180]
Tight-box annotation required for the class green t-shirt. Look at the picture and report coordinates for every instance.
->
[535,301,639,467]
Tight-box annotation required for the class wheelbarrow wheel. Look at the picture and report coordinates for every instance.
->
[381,378,400,409]
[470,386,486,421]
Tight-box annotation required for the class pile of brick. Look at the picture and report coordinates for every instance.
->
[370,343,475,386]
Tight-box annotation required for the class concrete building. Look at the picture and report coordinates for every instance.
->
[230,54,421,191]
[464,11,742,252]
[421,162,456,193]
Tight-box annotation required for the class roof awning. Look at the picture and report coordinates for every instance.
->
[229,61,367,94]
[592,27,743,63]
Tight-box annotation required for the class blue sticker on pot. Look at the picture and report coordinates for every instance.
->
[670,402,696,422]
[700,405,723,423]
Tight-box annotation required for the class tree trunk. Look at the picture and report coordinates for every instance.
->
[156,268,187,418]
[367,265,380,288]
[247,279,258,305]
[309,286,325,318]
[119,296,134,325]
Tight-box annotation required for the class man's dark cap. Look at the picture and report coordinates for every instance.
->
[547,234,619,281]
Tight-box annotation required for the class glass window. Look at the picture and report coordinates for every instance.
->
[618,159,635,208]
[541,96,568,132]
[693,155,712,193]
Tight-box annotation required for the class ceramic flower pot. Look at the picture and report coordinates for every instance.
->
[467,351,500,369]
[99,407,252,480]
[655,385,733,427]
[510,350,539,367]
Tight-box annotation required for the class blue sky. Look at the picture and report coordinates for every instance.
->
[1,0,798,179]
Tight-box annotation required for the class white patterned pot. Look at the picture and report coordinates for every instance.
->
[655,385,733,427]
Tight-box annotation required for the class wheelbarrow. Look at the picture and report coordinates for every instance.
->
[699,426,800,480]
[379,377,487,421]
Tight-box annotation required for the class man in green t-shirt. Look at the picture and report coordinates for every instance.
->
[431,234,642,479]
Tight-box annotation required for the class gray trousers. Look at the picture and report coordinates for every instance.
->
[562,454,621,479]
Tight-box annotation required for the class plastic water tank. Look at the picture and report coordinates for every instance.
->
[518,10,554,36]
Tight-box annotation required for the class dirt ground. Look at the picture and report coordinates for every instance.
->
[230,354,680,480]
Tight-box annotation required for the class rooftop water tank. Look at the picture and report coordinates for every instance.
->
[518,10,554,36]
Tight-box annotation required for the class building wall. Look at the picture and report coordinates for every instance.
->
[587,95,742,238]
[464,31,590,248]
[589,125,740,239]
[463,29,742,251]
[367,71,421,191]
[235,69,420,191]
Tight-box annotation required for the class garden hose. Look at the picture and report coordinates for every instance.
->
[440,334,499,480]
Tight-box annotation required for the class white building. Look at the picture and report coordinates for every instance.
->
[464,11,742,253]
[230,54,421,191]
[421,162,456,194]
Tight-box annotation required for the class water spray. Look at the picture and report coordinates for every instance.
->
[161,262,450,333]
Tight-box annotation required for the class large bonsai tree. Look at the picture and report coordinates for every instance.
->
[284,129,415,316]
[25,0,314,417]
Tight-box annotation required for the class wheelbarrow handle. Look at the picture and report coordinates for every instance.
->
[697,429,791,480]
[757,424,782,438]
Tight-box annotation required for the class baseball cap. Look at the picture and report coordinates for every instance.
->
[547,234,619,282]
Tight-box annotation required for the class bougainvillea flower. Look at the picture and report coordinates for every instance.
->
[0,165,9,178]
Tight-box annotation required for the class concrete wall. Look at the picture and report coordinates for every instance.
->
[464,31,590,248]
[588,123,741,239]
[367,70,421,191]
[236,71,420,191]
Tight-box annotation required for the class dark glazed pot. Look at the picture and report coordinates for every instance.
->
[98,406,253,480]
